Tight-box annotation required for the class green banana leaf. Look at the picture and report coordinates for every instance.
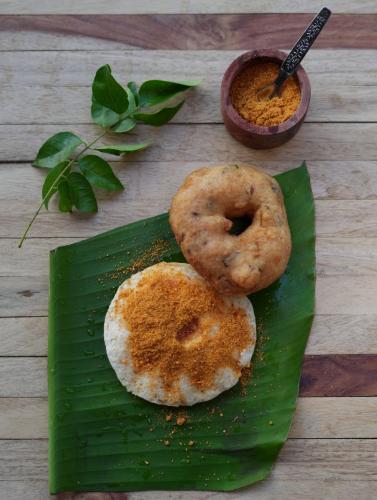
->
[48,163,315,493]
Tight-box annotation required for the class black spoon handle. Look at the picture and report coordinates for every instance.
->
[281,7,332,75]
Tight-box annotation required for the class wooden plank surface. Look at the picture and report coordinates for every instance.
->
[5,274,377,317]
[1,356,376,398]
[3,270,377,313]
[3,240,377,316]
[0,318,47,356]
[300,355,377,396]
[4,235,377,277]
[0,50,376,123]
[2,15,377,49]
[3,314,377,356]
[0,1,376,15]
[1,479,376,500]
[1,124,376,165]
[2,158,377,241]
[1,397,376,439]
[1,8,376,500]
[0,439,376,500]
[3,234,377,319]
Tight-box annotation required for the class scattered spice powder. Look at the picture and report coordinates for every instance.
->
[116,265,253,403]
[231,61,301,126]
[108,239,171,281]
[239,365,253,396]
[176,416,187,426]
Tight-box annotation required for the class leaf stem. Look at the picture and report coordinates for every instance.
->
[18,128,109,248]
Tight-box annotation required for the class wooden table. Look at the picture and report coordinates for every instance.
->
[1,2,376,499]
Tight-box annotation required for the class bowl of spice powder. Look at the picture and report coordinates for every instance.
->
[221,49,311,149]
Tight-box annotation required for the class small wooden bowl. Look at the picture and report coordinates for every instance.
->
[221,49,311,149]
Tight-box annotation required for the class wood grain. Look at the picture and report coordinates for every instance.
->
[3,234,377,290]
[1,50,377,124]
[4,49,377,87]
[2,356,375,398]
[2,159,377,208]
[308,314,377,354]
[0,318,47,356]
[4,236,377,277]
[1,5,376,499]
[4,226,377,317]
[0,398,48,439]
[1,124,376,165]
[0,439,377,488]
[2,158,377,243]
[0,1,376,15]
[3,244,377,316]
[301,355,377,396]
[1,397,376,440]
[2,192,377,238]
[1,14,377,49]
[1,480,376,500]
[0,358,47,397]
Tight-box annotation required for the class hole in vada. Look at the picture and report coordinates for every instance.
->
[227,214,253,236]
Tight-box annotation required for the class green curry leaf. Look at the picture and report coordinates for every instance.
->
[111,117,136,134]
[42,161,70,209]
[133,101,185,126]
[33,132,83,169]
[138,79,200,107]
[19,64,199,247]
[79,155,124,191]
[67,172,98,212]
[127,81,139,106]
[94,143,150,156]
[91,96,120,128]
[58,181,73,213]
[92,64,129,114]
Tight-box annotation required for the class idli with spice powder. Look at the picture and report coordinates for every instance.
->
[104,262,256,406]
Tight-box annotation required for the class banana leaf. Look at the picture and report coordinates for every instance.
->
[48,163,315,493]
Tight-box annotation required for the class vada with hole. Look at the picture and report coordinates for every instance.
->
[169,164,291,295]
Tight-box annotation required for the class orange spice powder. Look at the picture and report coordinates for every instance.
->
[231,61,301,127]
[115,267,253,401]
[108,239,171,281]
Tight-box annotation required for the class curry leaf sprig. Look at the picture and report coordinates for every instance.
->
[18,64,199,247]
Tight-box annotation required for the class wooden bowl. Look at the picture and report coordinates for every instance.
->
[221,49,311,149]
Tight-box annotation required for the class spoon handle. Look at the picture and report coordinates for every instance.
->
[281,7,332,75]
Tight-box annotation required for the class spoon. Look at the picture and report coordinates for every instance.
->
[257,7,332,101]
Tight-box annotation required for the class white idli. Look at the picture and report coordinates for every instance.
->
[104,262,256,406]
